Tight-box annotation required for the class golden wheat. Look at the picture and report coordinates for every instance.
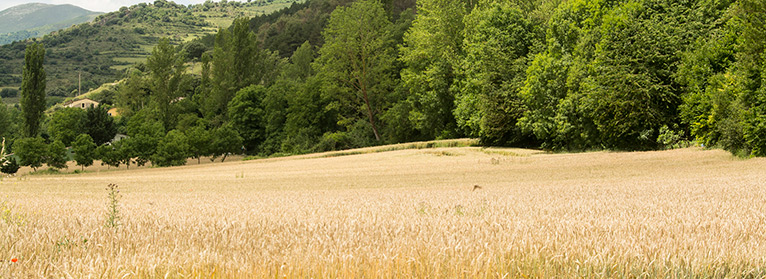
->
[1,145,765,277]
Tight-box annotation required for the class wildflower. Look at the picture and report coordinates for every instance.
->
[11,258,17,262]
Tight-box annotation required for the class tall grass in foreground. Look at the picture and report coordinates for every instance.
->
[1,147,765,277]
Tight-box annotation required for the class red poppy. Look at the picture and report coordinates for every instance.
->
[11,258,17,262]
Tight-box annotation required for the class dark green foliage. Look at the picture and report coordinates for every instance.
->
[72,134,96,170]
[210,125,243,162]
[147,38,188,131]
[228,85,266,154]
[116,69,150,117]
[458,1,539,145]
[0,157,20,175]
[46,140,68,169]
[0,99,19,141]
[20,43,46,138]
[184,125,211,164]
[124,109,164,166]
[203,18,276,125]
[95,144,120,168]
[400,0,465,140]
[152,130,189,167]
[13,137,47,171]
[48,107,86,146]
[0,88,18,98]
[315,0,397,141]
[85,106,117,146]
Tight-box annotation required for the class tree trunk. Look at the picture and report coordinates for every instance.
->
[361,86,381,141]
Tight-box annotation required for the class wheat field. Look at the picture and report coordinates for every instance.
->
[1,144,766,278]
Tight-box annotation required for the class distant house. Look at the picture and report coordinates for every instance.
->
[111,134,128,144]
[107,107,120,117]
[65,98,99,109]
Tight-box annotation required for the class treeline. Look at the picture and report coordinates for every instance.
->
[187,0,766,157]
[2,0,765,174]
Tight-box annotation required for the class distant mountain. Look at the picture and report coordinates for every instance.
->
[0,3,103,45]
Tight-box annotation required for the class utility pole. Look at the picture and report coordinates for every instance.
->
[78,71,81,95]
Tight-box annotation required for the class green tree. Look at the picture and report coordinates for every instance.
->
[315,0,396,141]
[48,108,86,146]
[458,0,539,145]
[13,137,47,171]
[96,144,120,169]
[113,140,134,169]
[0,98,19,141]
[582,1,688,150]
[677,0,766,156]
[282,77,332,154]
[124,109,164,166]
[46,140,68,170]
[185,125,211,164]
[20,43,46,138]
[72,134,96,171]
[85,106,118,146]
[228,85,266,153]
[399,0,467,139]
[211,125,243,162]
[147,38,188,131]
[203,18,262,124]
[152,130,190,167]
[116,69,149,117]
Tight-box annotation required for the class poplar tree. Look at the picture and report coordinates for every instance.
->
[20,43,46,138]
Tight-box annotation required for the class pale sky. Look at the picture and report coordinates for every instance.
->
[0,0,243,13]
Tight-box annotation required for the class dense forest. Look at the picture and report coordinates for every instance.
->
[1,0,765,173]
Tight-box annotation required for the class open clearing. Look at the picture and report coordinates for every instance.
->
[1,145,766,277]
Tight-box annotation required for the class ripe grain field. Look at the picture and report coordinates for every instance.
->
[1,145,766,277]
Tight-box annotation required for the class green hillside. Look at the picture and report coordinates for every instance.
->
[0,0,301,98]
[0,3,102,45]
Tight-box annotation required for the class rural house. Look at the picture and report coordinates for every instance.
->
[65,98,99,109]
[107,107,120,117]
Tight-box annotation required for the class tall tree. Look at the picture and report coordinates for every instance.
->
[228,85,266,154]
[147,38,188,131]
[20,43,46,138]
[315,0,396,141]
[203,18,261,124]
[459,0,539,145]
[399,0,467,139]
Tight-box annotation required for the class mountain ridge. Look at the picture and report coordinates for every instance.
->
[0,3,103,44]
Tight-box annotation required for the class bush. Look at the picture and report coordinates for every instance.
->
[0,157,19,175]
[152,130,189,167]
[0,88,18,98]
[13,137,47,171]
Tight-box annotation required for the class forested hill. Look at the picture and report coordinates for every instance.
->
[0,3,102,45]
[248,0,415,58]
[0,0,301,99]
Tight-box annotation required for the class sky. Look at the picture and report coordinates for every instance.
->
[0,0,239,13]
